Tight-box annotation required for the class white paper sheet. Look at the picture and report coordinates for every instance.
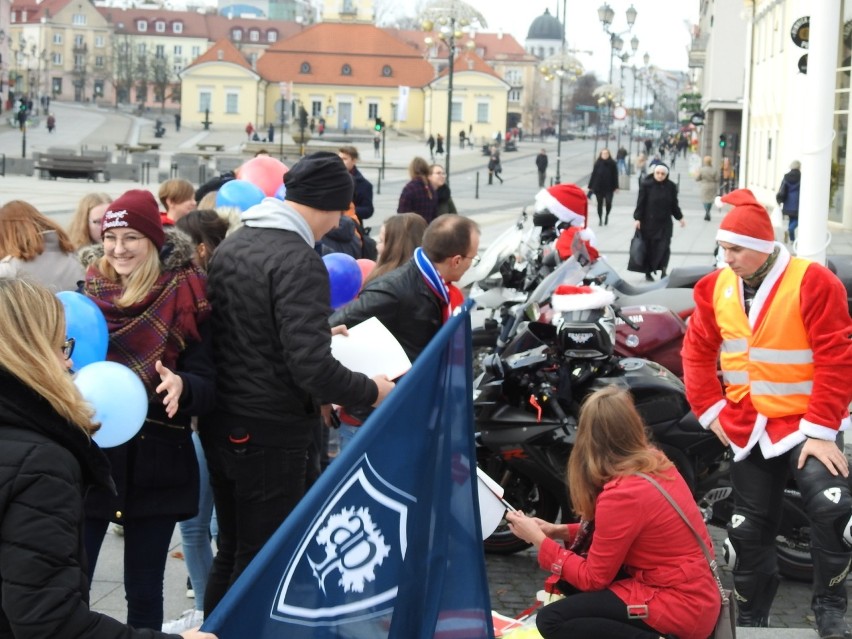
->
[331,316,412,380]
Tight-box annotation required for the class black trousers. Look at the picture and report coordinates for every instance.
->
[536,588,662,639]
[595,191,614,221]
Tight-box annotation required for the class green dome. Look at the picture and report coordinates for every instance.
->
[527,8,563,41]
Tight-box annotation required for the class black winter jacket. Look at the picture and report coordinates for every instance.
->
[351,167,374,221]
[0,369,181,639]
[207,219,378,446]
[588,157,619,195]
[633,176,683,241]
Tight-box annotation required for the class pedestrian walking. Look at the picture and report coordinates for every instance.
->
[616,146,628,174]
[245,122,254,140]
[635,152,647,186]
[535,149,548,187]
[633,163,685,281]
[682,189,852,634]
[373,133,381,158]
[436,134,445,157]
[309,117,316,133]
[695,156,720,221]
[487,147,503,185]
[587,148,619,225]
[429,164,456,215]
[342,118,349,135]
[175,113,182,132]
[459,130,466,150]
[46,113,56,133]
[776,160,801,243]
[427,134,436,160]
[268,123,274,143]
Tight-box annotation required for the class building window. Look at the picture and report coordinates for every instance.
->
[225,92,239,114]
[191,46,201,58]
[173,45,182,55]
[53,33,63,44]
[300,61,311,74]
[75,35,85,46]
[451,101,462,122]
[137,43,146,55]
[51,52,63,65]
[94,80,104,97]
[199,90,211,112]
[382,65,392,77]
[95,55,104,67]
[173,22,182,33]
[52,77,62,94]
[248,52,258,66]
[155,21,165,32]
[476,102,489,123]
[231,28,242,41]
[155,44,164,58]
[72,13,86,25]
[341,64,352,76]
[267,30,277,43]
[312,100,322,116]
[74,54,85,69]
[173,60,182,74]
[95,35,105,48]
[367,103,378,118]
[249,29,259,42]
[508,89,521,102]
[137,20,147,31]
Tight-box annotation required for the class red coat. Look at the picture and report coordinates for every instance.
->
[682,248,852,460]
[537,469,720,639]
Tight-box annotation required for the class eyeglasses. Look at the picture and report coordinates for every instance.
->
[461,254,480,267]
[62,337,76,361]
[103,234,144,248]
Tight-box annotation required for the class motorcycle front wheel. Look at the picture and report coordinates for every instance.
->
[477,447,561,554]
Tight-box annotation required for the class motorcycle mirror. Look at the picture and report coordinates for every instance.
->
[524,303,540,322]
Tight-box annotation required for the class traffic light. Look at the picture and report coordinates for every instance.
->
[719,133,727,148]
[374,117,385,132]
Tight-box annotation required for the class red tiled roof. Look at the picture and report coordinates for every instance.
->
[11,0,74,23]
[436,50,506,82]
[386,28,536,64]
[257,22,435,87]
[184,37,254,72]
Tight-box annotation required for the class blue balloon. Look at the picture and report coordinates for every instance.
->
[323,253,362,309]
[216,179,266,211]
[274,183,287,201]
[74,361,148,448]
[56,291,108,371]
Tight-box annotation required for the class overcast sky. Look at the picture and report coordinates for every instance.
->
[392,0,700,81]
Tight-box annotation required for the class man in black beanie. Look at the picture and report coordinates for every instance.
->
[202,151,395,614]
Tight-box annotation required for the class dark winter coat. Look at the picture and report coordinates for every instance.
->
[535,153,548,172]
[322,216,362,258]
[0,369,181,639]
[588,156,619,196]
[206,199,378,448]
[435,184,457,215]
[776,168,801,216]
[80,229,215,523]
[633,176,683,272]
[351,167,374,221]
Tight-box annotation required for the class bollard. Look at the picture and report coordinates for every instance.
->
[0,153,5,177]
[141,162,150,185]
[475,172,479,199]
[199,164,208,184]
[376,169,381,195]
[170,162,178,179]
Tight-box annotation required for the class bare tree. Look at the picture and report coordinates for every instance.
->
[151,54,173,112]
[569,73,601,123]
[108,33,136,107]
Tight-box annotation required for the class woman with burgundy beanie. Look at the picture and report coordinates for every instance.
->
[80,189,215,632]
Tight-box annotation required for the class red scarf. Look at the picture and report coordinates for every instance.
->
[85,264,210,395]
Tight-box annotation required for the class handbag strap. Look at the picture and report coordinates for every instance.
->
[634,472,729,603]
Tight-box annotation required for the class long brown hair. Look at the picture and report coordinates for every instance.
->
[567,386,672,520]
[0,279,98,436]
[408,156,433,199]
[67,192,112,249]
[366,213,427,284]
[0,200,76,260]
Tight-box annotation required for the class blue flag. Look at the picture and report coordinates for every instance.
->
[203,302,495,639]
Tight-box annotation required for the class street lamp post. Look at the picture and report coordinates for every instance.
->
[421,0,485,182]
[598,3,638,84]
[538,53,585,185]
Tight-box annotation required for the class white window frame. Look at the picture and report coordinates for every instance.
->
[368,102,379,119]
[74,34,85,46]
[155,21,165,33]
[199,90,212,112]
[225,90,239,114]
[191,46,201,58]
[95,55,104,67]
[451,100,463,122]
[72,13,86,25]
[137,20,147,31]
[51,52,63,65]
[476,101,490,123]
[267,30,277,43]
[249,29,259,42]
[173,22,183,34]
[95,35,105,48]
[232,29,242,41]
[174,45,182,55]
[52,33,63,44]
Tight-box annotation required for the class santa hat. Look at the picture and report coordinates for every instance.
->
[534,184,587,227]
[715,189,775,253]
[551,284,615,312]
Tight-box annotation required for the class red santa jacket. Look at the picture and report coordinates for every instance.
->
[682,247,852,460]
[537,469,720,639]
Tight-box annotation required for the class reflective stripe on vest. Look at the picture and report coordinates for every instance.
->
[713,258,813,417]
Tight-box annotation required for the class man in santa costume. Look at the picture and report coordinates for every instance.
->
[682,189,852,637]
[534,184,599,263]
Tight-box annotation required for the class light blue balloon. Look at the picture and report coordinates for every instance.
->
[215,179,266,212]
[56,291,109,371]
[274,183,287,201]
[74,361,148,448]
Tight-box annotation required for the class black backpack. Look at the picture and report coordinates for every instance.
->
[358,222,378,261]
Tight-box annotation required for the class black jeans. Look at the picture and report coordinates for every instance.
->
[84,515,177,630]
[536,588,662,639]
[202,437,314,616]
[595,191,614,221]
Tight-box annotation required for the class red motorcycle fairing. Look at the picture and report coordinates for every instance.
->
[614,304,687,378]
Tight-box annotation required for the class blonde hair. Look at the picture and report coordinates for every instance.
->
[0,278,97,435]
[97,238,162,308]
[68,193,112,249]
[567,386,672,520]
[197,191,218,210]
[0,200,76,260]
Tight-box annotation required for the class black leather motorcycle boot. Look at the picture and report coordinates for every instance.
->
[812,549,852,639]
[733,570,779,626]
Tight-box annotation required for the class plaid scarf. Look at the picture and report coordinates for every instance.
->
[85,264,210,395]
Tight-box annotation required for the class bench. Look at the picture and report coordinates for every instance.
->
[138,142,162,150]
[116,143,148,154]
[242,141,304,157]
[34,154,109,182]
[197,143,225,152]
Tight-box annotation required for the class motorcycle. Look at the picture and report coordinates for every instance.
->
[473,258,813,582]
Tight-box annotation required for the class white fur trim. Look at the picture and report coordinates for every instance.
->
[716,229,775,254]
[758,429,807,460]
[697,399,727,428]
[579,228,597,246]
[800,418,844,440]
[535,189,585,226]
[714,196,725,209]
[551,287,615,312]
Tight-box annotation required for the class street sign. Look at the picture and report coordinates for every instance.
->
[690,112,705,126]
[575,105,597,112]
[612,106,627,120]
[791,16,809,49]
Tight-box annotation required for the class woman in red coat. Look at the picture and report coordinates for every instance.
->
[507,387,720,639]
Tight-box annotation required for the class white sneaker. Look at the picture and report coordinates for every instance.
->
[162,609,204,633]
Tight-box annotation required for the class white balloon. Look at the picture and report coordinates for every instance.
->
[74,362,148,448]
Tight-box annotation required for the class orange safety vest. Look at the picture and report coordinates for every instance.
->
[713,258,813,417]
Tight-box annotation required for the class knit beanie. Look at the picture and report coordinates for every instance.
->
[284,151,354,212]
[534,184,588,227]
[101,189,165,250]
[716,188,775,253]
